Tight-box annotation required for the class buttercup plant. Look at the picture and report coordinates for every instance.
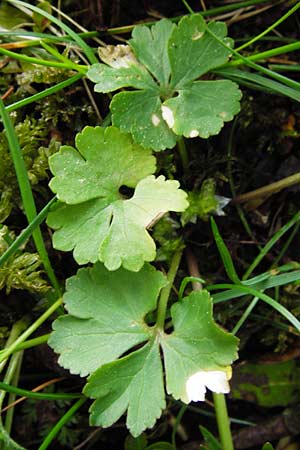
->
[3,2,300,448]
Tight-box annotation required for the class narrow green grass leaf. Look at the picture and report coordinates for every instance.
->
[6,74,83,112]
[0,99,60,294]
[208,284,300,332]
[0,46,86,72]
[243,211,300,280]
[211,217,240,284]
[212,269,300,303]
[8,0,97,64]
[215,68,300,101]
[0,197,57,268]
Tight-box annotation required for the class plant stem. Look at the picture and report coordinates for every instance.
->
[0,381,82,401]
[156,250,183,329]
[6,74,83,112]
[4,352,23,433]
[0,318,28,374]
[177,137,189,171]
[236,1,300,52]
[38,397,86,450]
[0,298,62,364]
[233,172,300,204]
[212,392,234,450]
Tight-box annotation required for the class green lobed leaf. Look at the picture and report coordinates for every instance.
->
[168,16,233,89]
[50,264,238,435]
[161,291,239,402]
[49,126,155,204]
[47,126,188,270]
[129,19,175,86]
[111,90,177,151]
[49,263,167,376]
[87,62,157,92]
[162,80,241,139]
[84,342,165,437]
[87,14,241,151]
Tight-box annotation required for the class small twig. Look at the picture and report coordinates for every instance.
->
[232,172,300,205]
[1,87,14,100]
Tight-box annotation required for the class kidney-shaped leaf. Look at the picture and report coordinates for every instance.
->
[49,263,167,376]
[47,126,188,271]
[87,14,241,150]
[84,342,165,437]
[50,264,239,436]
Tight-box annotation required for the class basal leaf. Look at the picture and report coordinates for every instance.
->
[161,290,239,402]
[162,80,242,138]
[49,263,167,376]
[47,126,188,270]
[84,342,165,437]
[87,14,241,150]
[49,126,155,204]
[50,265,239,435]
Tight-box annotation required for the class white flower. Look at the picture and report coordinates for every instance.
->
[186,370,230,402]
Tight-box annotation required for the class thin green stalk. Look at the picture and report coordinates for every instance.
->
[9,334,50,353]
[156,250,183,329]
[236,1,300,51]
[177,137,189,170]
[271,221,300,268]
[229,42,300,67]
[205,23,300,92]
[178,276,205,300]
[4,352,23,433]
[0,98,60,295]
[231,297,259,334]
[0,352,22,410]
[0,318,28,374]
[38,397,86,450]
[0,197,57,268]
[0,46,86,72]
[181,0,194,14]
[0,381,82,401]
[212,393,234,450]
[243,211,300,280]
[6,75,83,112]
[172,404,188,449]
[40,41,84,71]
[0,298,63,364]
[8,0,97,64]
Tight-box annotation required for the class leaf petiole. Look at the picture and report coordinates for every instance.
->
[155,250,183,330]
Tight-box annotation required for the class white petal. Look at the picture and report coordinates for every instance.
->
[204,371,230,394]
[161,106,175,129]
[186,371,207,402]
